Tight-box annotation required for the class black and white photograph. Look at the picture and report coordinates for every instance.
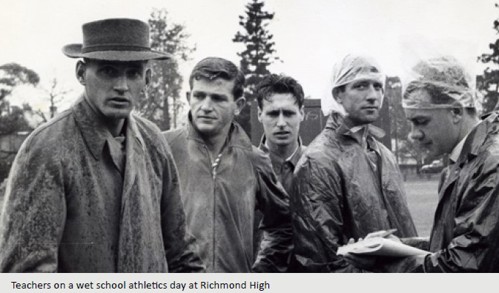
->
[0,0,498,289]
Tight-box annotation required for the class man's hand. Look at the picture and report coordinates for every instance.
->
[365,229,401,242]
[341,238,378,271]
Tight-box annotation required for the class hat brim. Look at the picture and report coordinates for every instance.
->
[62,44,172,61]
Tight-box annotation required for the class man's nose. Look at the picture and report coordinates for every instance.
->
[366,85,381,103]
[200,97,213,111]
[113,75,129,92]
[276,113,286,127]
[409,127,425,141]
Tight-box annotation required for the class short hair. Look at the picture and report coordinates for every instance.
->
[188,57,245,99]
[255,74,305,109]
[404,82,477,116]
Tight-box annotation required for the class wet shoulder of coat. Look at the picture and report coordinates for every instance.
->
[474,113,499,171]
[131,114,173,158]
[162,127,186,155]
[248,145,277,175]
[295,127,342,174]
[15,109,74,160]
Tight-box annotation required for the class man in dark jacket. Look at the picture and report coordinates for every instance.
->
[291,54,417,272]
[255,74,307,271]
[256,74,306,196]
[0,18,204,272]
[163,57,293,273]
[383,56,499,272]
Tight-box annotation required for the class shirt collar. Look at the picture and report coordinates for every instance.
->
[259,135,304,167]
[337,121,385,146]
[449,136,466,164]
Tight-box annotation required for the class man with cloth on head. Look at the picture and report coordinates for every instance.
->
[291,54,417,272]
[377,56,499,272]
[163,57,292,273]
[0,18,204,272]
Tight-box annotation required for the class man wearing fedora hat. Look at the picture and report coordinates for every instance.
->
[0,18,204,273]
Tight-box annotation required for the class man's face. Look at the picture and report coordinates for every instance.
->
[188,78,245,136]
[404,89,460,159]
[335,79,384,126]
[258,93,304,147]
[77,59,149,120]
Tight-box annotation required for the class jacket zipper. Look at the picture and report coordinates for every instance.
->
[206,145,223,271]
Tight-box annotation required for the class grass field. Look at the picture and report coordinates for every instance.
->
[403,178,440,237]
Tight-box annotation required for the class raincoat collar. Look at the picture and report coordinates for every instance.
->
[453,112,498,167]
[330,113,385,145]
[72,94,145,160]
[186,112,252,151]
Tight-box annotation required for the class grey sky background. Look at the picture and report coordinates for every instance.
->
[1,0,497,116]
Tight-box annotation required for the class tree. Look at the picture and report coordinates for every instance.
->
[233,0,280,136]
[0,63,40,135]
[478,3,499,114]
[0,63,40,102]
[0,63,40,181]
[33,77,72,122]
[137,8,195,131]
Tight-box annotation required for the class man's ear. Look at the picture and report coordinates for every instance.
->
[186,91,191,103]
[257,106,263,122]
[450,107,464,124]
[145,68,152,87]
[299,105,305,122]
[75,61,86,86]
[234,97,246,115]
[332,88,343,104]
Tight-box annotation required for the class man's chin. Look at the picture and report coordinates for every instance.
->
[269,137,292,146]
[103,109,131,120]
[193,124,218,135]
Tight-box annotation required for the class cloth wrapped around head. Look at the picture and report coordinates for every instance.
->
[328,54,386,115]
[402,56,481,110]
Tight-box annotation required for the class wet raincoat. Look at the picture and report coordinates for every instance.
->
[0,97,204,272]
[164,120,292,273]
[292,114,417,272]
[421,111,499,272]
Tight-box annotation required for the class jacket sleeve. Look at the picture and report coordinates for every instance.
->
[252,153,293,273]
[424,158,499,272]
[291,155,369,272]
[160,145,205,273]
[0,138,66,272]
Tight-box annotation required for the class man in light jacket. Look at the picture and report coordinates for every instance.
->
[164,57,292,272]
[0,18,204,272]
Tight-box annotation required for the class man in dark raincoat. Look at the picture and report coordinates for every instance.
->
[291,54,417,272]
[163,57,292,272]
[382,56,499,272]
[0,18,204,272]
[254,74,307,271]
[256,73,307,197]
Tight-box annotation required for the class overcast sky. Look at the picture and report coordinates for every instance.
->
[1,0,497,114]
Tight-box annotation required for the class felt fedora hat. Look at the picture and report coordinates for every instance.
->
[62,18,171,61]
